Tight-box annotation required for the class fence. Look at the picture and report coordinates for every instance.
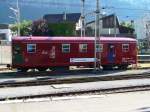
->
[0,40,12,65]
[138,55,150,63]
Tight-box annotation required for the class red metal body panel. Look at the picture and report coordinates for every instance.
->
[12,36,137,69]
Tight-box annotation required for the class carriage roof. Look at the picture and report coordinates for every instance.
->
[12,36,137,43]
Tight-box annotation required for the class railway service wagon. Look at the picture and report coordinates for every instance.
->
[12,36,137,71]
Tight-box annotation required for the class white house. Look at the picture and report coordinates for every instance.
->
[86,14,120,37]
[0,24,12,43]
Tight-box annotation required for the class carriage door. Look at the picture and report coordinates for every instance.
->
[12,44,24,64]
[108,44,116,63]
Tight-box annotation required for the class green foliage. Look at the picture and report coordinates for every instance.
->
[10,20,32,36]
[48,22,75,36]
[120,21,135,34]
[20,20,32,36]
[120,21,134,29]
[10,24,17,34]
[10,20,76,37]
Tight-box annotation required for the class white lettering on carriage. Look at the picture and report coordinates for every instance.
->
[70,58,95,63]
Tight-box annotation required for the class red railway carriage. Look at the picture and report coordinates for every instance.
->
[12,36,137,71]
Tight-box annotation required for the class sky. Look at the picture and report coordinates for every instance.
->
[118,0,150,8]
[0,0,150,23]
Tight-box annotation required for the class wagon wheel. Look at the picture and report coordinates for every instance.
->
[118,65,128,70]
[50,67,69,71]
[102,65,113,70]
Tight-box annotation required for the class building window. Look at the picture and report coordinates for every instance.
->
[0,33,6,40]
[96,44,103,52]
[62,44,70,53]
[79,44,87,53]
[122,44,129,52]
[27,44,36,53]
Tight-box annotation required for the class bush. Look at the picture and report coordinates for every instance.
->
[10,20,32,36]
[31,19,53,36]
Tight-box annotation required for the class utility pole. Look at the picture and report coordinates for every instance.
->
[17,0,20,36]
[94,0,100,70]
[146,21,150,49]
[10,0,20,36]
[114,12,117,37]
[81,0,85,37]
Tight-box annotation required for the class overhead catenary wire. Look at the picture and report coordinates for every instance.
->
[2,0,150,12]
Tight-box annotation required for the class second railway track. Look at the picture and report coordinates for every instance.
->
[1,69,150,88]
[1,83,150,102]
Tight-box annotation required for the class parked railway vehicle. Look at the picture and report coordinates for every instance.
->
[12,36,137,71]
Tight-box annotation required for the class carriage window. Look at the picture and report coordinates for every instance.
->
[62,44,70,53]
[122,44,129,52]
[27,44,36,53]
[13,45,21,54]
[79,44,87,53]
[96,44,103,52]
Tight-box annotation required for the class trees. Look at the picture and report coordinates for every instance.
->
[32,20,75,36]
[31,20,75,36]
[119,21,135,34]
[10,20,32,36]
[31,19,53,36]
[10,19,76,37]
[48,22,75,36]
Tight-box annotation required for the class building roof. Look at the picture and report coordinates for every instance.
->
[43,13,81,23]
[0,24,9,29]
[13,36,137,42]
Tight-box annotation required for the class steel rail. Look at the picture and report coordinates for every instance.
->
[1,85,150,101]
[0,71,150,88]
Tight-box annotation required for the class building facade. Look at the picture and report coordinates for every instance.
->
[86,14,120,37]
[0,24,12,43]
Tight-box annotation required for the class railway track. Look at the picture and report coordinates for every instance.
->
[0,70,150,102]
[1,84,150,101]
[0,70,150,88]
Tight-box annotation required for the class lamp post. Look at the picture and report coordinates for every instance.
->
[9,0,20,36]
